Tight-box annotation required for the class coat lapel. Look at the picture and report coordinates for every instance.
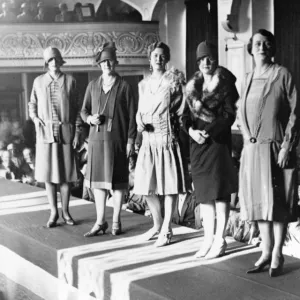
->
[240,72,253,139]
[253,64,280,137]
[259,64,280,101]
[107,76,121,131]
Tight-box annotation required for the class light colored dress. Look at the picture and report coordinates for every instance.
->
[238,64,300,222]
[134,69,186,195]
[29,72,81,184]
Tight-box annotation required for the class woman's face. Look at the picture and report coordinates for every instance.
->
[48,58,62,73]
[251,33,273,62]
[150,48,167,72]
[99,59,116,75]
[198,56,217,75]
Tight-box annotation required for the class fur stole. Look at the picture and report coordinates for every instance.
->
[186,66,236,123]
[163,67,186,91]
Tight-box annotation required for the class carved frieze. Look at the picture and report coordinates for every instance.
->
[0,22,159,68]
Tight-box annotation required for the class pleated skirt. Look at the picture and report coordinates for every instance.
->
[134,136,185,196]
[35,142,77,184]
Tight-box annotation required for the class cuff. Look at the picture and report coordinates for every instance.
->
[127,138,135,144]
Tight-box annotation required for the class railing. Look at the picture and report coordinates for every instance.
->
[0,22,159,69]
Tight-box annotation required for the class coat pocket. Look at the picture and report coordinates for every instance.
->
[36,123,53,143]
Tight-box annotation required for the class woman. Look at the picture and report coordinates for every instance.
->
[0,150,20,180]
[29,47,81,228]
[238,29,300,277]
[183,41,239,259]
[81,42,137,237]
[134,41,186,247]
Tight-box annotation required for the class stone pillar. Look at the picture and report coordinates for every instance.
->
[159,0,186,75]
[21,73,29,122]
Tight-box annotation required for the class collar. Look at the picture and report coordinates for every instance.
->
[44,72,65,87]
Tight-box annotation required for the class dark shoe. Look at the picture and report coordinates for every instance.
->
[62,213,76,226]
[269,256,284,277]
[46,214,59,228]
[247,257,271,274]
[84,221,108,237]
[112,222,122,236]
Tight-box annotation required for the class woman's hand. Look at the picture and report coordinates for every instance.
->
[33,117,45,127]
[199,130,209,138]
[278,148,289,168]
[126,143,134,158]
[189,128,208,145]
[72,133,80,149]
[87,114,101,126]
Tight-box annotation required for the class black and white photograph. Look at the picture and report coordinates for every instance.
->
[0,0,300,299]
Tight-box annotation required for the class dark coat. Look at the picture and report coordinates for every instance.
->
[81,74,137,144]
[182,66,239,203]
[172,192,201,229]
[80,74,137,189]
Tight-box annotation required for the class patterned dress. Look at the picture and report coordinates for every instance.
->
[134,69,186,195]
[29,72,81,184]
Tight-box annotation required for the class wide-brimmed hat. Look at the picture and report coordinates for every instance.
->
[196,41,217,62]
[94,42,117,65]
[43,47,66,64]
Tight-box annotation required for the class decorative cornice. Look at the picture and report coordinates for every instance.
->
[0,22,159,68]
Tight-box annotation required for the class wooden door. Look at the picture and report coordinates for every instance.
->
[185,0,218,80]
[274,0,300,89]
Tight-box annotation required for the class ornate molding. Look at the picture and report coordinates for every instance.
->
[0,22,159,68]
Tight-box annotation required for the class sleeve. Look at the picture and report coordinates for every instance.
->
[169,83,185,137]
[80,81,93,123]
[281,70,300,151]
[181,100,194,134]
[28,79,38,121]
[170,84,185,117]
[136,83,144,132]
[125,82,138,144]
[203,84,239,138]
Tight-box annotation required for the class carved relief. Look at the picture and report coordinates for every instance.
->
[0,28,159,63]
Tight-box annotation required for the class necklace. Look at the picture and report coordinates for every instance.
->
[254,63,273,78]
[149,73,164,94]
[102,76,116,93]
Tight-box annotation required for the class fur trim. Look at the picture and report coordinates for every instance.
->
[186,66,236,123]
[164,67,186,90]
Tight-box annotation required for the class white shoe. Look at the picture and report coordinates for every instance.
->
[154,230,173,247]
[205,238,227,259]
[139,227,160,242]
